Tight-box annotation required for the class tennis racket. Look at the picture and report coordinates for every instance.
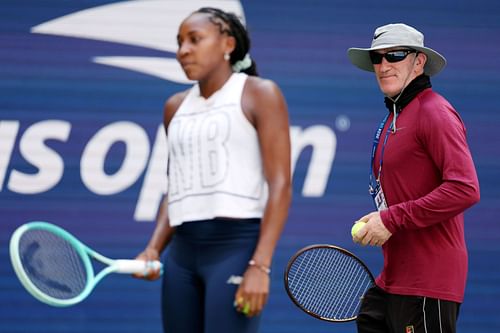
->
[9,221,162,307]
[284,244,375,322]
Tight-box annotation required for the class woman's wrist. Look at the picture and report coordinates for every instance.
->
[248,259,271,274]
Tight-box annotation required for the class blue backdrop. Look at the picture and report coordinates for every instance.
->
[1,0,499,332]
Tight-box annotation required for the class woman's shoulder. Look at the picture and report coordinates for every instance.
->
[241,75,287,123]
[163,89,190,124]
[165,89,190,110]
[244,75,280,94]
[243,76,284,106]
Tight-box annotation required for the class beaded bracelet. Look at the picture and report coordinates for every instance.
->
[248,259,271,274]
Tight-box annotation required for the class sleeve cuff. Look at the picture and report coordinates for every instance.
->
[380,208,397,234]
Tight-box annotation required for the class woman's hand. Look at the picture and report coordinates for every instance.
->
[132,247,162,281]
[234,265,270,317]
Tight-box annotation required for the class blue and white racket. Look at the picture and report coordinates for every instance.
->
[9,221,162,307]
[284,244,374,322]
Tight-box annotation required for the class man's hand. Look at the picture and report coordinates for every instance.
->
[353,211,392,246]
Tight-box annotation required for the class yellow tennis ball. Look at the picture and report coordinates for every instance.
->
[242,302,250,315]
[351,221,366,237]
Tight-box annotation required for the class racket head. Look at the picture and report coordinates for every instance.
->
[9,221,95,307]
[284,244,375,322]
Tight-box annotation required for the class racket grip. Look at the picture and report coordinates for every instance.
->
[114,259,163,275]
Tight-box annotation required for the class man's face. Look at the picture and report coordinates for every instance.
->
[371,48,426,97]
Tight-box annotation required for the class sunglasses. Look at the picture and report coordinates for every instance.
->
[369,49,417,64]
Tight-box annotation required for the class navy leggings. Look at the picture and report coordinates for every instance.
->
[161,219,261,333]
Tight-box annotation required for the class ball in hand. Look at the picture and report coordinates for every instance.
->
[351,221,366,237]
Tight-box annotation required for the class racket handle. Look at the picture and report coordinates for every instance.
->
[114,259,162,274]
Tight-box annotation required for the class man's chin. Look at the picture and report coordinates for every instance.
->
[380,85,403,98]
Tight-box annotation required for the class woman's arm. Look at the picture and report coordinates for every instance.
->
[133,91,188,280]
[235,77,292,316]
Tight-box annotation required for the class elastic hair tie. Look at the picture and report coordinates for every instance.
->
[232,54,252,72]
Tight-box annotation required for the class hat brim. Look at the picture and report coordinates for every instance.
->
[347,44,446,76]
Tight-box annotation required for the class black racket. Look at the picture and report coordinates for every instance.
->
[284,244,375,322]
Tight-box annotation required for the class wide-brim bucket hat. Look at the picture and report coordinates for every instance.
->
[347,23,446,76]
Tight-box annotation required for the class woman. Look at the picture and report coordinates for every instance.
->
[134,7,292,333]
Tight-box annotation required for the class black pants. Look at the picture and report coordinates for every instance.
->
[357,286,460,333]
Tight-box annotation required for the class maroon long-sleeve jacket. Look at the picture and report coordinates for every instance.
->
[375,88,480,303]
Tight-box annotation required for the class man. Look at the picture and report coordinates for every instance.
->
[347,23,480,333]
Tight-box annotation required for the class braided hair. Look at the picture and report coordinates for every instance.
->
[195,7,258,76]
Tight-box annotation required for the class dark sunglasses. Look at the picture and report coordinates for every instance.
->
[369,49,417,64]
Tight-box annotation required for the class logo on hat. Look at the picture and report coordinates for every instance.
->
[373,31,387,40]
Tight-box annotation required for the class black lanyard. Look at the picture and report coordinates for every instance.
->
[369,113,394,194]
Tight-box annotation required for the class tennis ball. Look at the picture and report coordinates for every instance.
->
[351,221,366,237]
[242,302,250,315]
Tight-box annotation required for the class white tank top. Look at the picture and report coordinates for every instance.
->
[166,73,267,227]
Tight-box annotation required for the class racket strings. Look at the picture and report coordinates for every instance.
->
[18,230,87,300]
[291,249,351,317]
[298,249,341,315]
[330,255,372,318]
[287,247,373,321]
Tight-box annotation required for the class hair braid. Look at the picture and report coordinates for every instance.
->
[196,7,258,76]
